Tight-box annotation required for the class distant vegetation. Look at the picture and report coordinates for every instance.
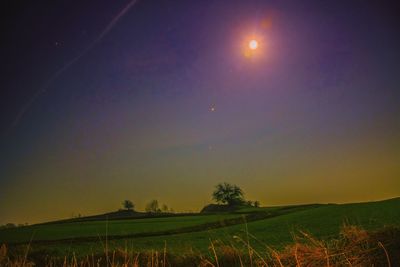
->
[212,182,245,205]
[122,200,134,211]
[144,199,173,213]
[145,199,161,213]
[202,182,261,213]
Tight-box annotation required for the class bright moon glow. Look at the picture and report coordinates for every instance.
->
[249,40,258,50]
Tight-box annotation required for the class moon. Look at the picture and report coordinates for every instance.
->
[249,39,258,50]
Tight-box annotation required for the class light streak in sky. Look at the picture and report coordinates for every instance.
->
[8,0,140,134]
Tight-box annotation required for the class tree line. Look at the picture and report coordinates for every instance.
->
[122,182,261,213]
[122,199,173,213]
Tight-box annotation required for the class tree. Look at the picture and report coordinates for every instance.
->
[212,182,244,206]
[254,201,260,208]
[145,200,161,213]
[161,204,169,213]
[122,200,134,210]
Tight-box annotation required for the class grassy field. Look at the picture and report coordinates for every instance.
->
[1,197,399,258]
[0,214,241,243]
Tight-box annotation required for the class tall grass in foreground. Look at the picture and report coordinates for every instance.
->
[1,224,399,266]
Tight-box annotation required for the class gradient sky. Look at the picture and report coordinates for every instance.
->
[1,0,399,224]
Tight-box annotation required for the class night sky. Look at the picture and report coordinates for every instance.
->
[1,0,400,224]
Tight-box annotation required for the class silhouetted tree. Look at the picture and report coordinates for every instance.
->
[122,200,134,210]
[212,182,244,206]
[145,200,161,213]
[161,204,169,213]
[254,201,260,207]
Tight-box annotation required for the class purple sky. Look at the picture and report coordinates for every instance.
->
[1,0,399,224]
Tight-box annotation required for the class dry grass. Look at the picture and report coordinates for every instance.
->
[269,224,399,267]
[1,225,399,267]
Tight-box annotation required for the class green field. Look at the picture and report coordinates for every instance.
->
[1,197,399,256]
[0,214,240,243]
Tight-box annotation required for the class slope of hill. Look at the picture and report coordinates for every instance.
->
[0,197,399,256]
[100,197,399,253]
